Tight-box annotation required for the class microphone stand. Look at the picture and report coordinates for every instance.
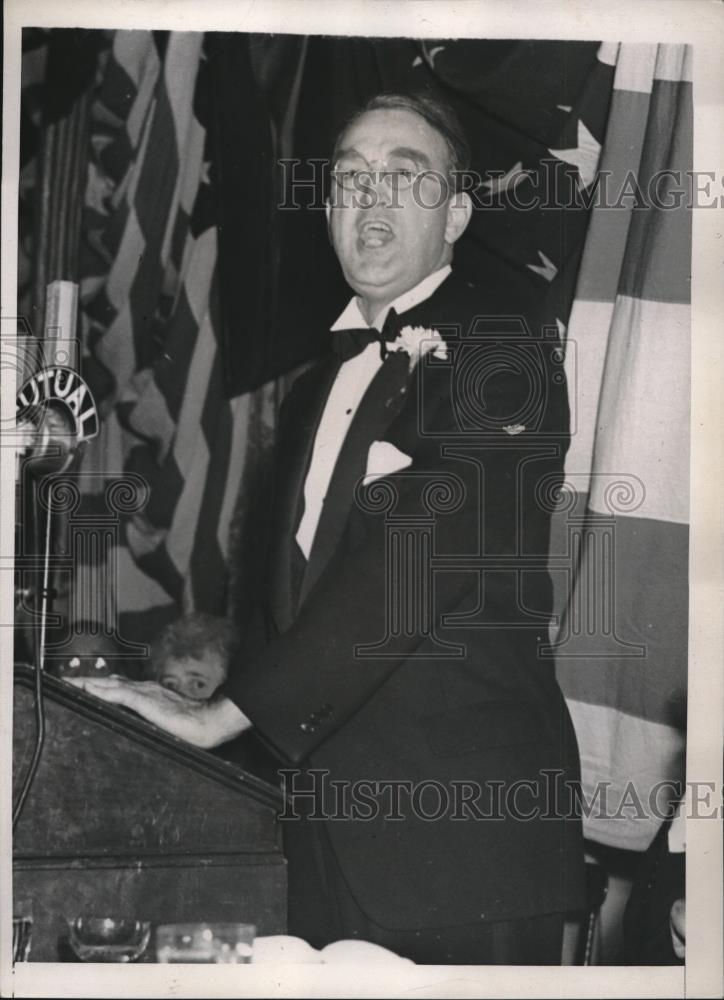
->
[13,281,99,830]
[12,410,79,829]
[12,475,55,828]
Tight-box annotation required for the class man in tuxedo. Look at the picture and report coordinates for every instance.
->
[72,93,585,964]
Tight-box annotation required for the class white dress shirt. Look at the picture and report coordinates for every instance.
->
[295,264,451,559]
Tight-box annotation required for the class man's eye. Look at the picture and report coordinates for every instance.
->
[191,680,206,692]
[349,170,373,188]
[333,169,359,188]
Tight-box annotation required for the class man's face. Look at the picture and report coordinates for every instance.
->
[157,653,226,701]
[327,108,463,316]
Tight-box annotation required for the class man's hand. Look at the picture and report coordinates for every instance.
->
[64,675,252,749]
[670,898,685,960]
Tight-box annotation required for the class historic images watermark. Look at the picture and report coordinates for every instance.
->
[278,769,721,824]
[277,159,724,211]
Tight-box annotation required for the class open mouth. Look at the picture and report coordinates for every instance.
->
[358,219,394,249]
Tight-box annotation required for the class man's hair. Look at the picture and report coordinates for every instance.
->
[149,612,238,679]
[332,92,471,189]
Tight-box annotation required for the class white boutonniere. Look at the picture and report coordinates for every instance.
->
[389,326,448,370]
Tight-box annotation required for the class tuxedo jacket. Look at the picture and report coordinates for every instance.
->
[228,271,585,930]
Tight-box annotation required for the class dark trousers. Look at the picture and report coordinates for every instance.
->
[623,821,685,965]
[283,818,564,965]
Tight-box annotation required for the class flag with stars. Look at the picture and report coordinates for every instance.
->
[281,38,615,366]
[413,39,610,326]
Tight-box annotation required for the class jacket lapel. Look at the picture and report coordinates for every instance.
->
[268,354,341,633]
[280,271,460,621]
[299,350,410,607]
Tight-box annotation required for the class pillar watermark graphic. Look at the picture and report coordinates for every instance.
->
[4,319,148,658]
[347,315,655,662]
[539,473,648,659]
[353,472,467,660]
[350,317,582,655]
[13,469,150,662]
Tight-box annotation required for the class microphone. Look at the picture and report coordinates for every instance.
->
[15,280,98,476]
[16,366,99,475]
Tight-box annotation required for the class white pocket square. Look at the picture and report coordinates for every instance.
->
[363,441,413,485]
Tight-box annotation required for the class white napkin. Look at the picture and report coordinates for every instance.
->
[252,935,414,965]
[320,939,415,965]
[252,935,323,964]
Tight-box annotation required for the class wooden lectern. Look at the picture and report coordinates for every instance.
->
[13,665,287,961]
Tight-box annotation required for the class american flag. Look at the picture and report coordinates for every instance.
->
[73,31,274,648]
[553,43,691,850]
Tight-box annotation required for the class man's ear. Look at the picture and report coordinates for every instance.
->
[444,190,473,246]
[324,199,335,246]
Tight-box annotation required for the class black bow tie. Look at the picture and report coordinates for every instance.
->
[332,307,400,362]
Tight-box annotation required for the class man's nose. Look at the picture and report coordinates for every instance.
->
[358,172,394,209]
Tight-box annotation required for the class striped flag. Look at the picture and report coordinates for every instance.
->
[73,31,273,648]
[552,43,691,850]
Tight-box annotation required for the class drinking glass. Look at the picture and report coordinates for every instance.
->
[155,922,256,964]
[67,917,151,962]
[12,917,32,962]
